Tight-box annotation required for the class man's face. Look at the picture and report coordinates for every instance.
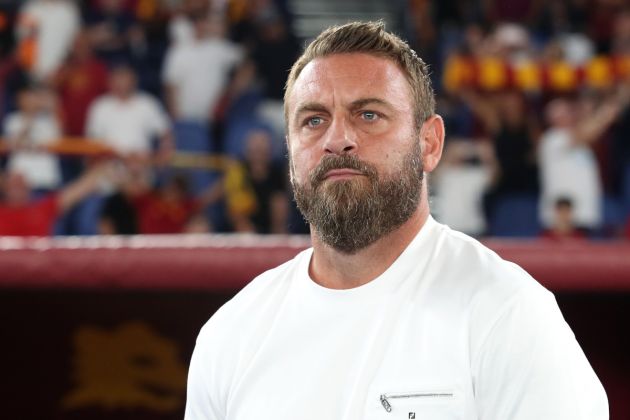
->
[286,53,424,253]
[110,68,136,98]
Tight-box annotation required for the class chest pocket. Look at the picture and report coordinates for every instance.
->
[366,389,461,420]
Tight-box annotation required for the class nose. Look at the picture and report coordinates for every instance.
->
[322,117,357,155]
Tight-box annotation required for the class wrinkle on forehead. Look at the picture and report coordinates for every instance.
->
[287,53,413,117]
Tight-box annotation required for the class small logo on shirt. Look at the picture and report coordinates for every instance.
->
[408,413,416,419]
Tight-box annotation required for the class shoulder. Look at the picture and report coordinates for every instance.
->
[432,221,539,290]
[541,128,571,149]
[428,220,551,320]
[3,112,22,129]
[195,249,308,346]
[132,93,163,111]
[90,95,113,111]
[429,220,559,349]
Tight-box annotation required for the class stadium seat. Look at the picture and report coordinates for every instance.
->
[487,193,541,237]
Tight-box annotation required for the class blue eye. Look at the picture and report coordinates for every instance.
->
[307,117,323,127]
[362,111,377,121]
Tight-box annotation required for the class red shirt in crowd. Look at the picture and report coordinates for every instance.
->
[132,192,199,234]
[58,59,109,136]
[0,195,59,236]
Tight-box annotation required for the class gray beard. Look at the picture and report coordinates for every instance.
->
[291,141,423,254]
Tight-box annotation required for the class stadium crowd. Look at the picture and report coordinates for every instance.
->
[0,0,629,239]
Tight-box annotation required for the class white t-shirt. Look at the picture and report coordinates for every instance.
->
[17,0,80,81]
[185,217,607,420]
[432,164,490,236]
[539,127,602,228]
[86,93,170,154]
[3,112,61,189]
[162,37,243,121]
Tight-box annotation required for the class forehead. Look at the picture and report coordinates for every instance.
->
[287,53,413,114]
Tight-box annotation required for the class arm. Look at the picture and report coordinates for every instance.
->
[6,116,36,150]
[472,287,608,419]
[156,130,175,166]
[163,83,180,120]
[459,90,501,135]
[184,328,227,420]
[573,100,622,146]
[197,179,225,209]
[58,162,111,213]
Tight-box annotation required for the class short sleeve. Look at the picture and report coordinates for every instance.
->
[144,96,170,136]
[472,287,608,420]
[162,47,182,85]
[3,113,21,138]
[184,325,227,420]
[85,100,104,139]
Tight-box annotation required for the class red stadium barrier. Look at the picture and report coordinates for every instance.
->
[0,235,628,291]
[1,235,629,419]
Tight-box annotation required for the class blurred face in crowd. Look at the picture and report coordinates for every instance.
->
[245,130,273,165]
[546,98,575,128]
[109,67,136,99]
[498,90,526,126]
[194,14,227,39]
[286,53,425,253]
[99,0,125,13]
[17,89,38,114]
[71,32,94,61]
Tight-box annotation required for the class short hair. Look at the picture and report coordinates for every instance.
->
[284,21,435,129]
[555,197,573,209]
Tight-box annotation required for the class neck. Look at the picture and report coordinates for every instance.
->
[308,195,430,290]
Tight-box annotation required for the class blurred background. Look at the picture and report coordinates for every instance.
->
[0,0,629,419]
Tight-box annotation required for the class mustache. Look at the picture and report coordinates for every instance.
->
[310,154,378,186]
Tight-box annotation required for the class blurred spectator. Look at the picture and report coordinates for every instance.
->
[86,64,173,162]
[431,138,493,237]
[0,161,111,236]
[100,163,222,234]
[540,196,587,240]
[587,0,626,53]
[233,129,288,233]
[483,0,541,26]
[0,0,21,120]
[1,84,62,191]
[54,31,109,137]
[228,0,294,46]
[84,0,145,65]
[538,95,622,231]
[0,1,18,59]
[461,90,540,223]
[15,0,81,83]
[250,13,300,137]
[611,8,630,55]
[250,13,299,100]
[162,13,244,124]
[609,83,630,203]
[167,0,212,45]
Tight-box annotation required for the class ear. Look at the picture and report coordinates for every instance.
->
[419,115,445,173]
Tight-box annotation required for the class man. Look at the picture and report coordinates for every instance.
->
[185,21,607,420]
[86,64,173,162]
[16,0,81,83]
[162,13,243,123]
[2,84,62,191]
[0,162,111,236]
[538,96,622,232]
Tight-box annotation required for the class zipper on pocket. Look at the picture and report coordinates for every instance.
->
[379,392,454,412]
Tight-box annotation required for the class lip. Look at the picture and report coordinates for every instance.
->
[324,169,365,180]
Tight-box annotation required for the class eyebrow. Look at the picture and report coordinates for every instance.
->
[293,97,394,123]
[294,102,329,117]
[348,97,394,112]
